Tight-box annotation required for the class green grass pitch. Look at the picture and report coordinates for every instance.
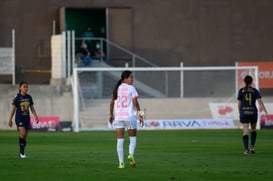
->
[0,129,272,181]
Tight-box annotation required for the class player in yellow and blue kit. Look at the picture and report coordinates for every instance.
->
[8,81,39,158]
[237,75,269,154]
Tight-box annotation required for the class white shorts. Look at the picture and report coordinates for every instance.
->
[112,119,137,129]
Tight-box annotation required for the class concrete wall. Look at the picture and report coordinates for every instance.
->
[0,84,73,130]
[1,83,272,130]
[0,0,273,84]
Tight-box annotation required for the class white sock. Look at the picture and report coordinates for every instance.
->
[129,136,136,155]
[117,138,124,163]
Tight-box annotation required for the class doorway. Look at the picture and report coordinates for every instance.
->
[59,7,133,64]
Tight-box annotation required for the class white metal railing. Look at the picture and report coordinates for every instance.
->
[64,30,157,78]
[74,37,157,67]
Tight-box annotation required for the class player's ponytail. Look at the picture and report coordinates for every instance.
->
[112,71,132,100]
[112,79,122,100]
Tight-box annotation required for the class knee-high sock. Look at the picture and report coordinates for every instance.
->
[129,136,136,155]
[251,131,257,147]
[243,135,249,150]
[117,138,124,163]
[19,138,26,154]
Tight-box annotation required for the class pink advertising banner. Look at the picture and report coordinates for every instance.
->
[30,116,60,132]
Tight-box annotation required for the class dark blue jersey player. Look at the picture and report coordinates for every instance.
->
[8,81,39,158]
[13,93,33,129]
[237,75,269,155]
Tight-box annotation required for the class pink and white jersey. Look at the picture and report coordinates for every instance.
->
[114,83,139,121]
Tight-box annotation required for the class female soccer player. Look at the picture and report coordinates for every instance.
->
[237,75,269,154]
[8,81,39,158]
[109,71,144,168]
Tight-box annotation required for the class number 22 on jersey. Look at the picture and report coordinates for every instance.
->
[116,96,128,108]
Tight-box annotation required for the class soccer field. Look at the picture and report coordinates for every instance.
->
[0,129,272,181]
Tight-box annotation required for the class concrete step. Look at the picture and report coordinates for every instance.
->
[78,98,214,128]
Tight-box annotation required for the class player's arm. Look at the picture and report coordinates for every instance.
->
[109,97,115,124]
[30,105,39,123]
[133,97,144,127]
[237,100,242,113]
[257,98,270,120]
[133,97,140,112]
[8,105,16,127]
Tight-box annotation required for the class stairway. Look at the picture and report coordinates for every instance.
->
[78,98,214,129]
[78,61,166,98]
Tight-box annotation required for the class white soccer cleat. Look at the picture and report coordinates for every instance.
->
[19,153,27,158]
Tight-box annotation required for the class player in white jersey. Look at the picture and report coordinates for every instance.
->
[109,71,144,168]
